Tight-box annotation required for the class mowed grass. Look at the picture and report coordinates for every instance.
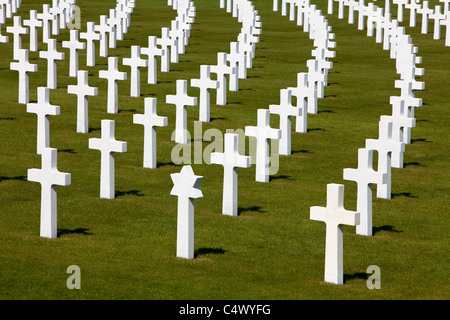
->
[0,0,448,299]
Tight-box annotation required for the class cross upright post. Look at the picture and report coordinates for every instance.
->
[28,148,71,239]
[141,36,163,85]
[288,72,315,132]
[37,4,54,44]
[95,15,112,57]
[99,56,127,113]
[80,22,101,67]
[88,120,127,199]
[6,16,28,60]
[23,10,43,52]
[10,49,38,104]
[123,45,148,97]
[133,97,168,169]
[310,183,360,285]
[210,52,235,106]
[39,38,65,90]
[343,148,387,236]
[190,65,219,122]
[62,29,86,78]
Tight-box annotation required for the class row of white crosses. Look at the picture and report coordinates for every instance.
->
[309,0,425,285]
[0,0,22,43]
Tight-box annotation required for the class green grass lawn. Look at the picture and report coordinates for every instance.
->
[0,0,449,300]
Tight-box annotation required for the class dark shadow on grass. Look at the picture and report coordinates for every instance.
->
[194,247,226,258]
[344,272,369,283]
[118,108,137,114]
[291,149,310,155]
[157,161,179,168]
[411,138,432,144]
[391,192,418,199]
[308,127,327,132]
[59,149,76,154]
[115,189,144,197]
[238,206,266,215]
[373,225,403,235]
[210,117,227,122]
[0,117,15,120]
[58,228,92,237]
[318,109,335,114]
[0,175,26,183]
[88,126,101,132]
[269,174,293,182]
[403,161,425,167]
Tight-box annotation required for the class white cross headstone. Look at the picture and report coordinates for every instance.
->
[107,9,118,49]
[245,109,281,183]
[170,165,203,260]
[39,38,65,90]
[10,49,38,104]
[440,13,450,46]
[365,119,405,199]
[95,15,111,57]
[158,27,178,65]
[405,0,421,27]
[343,148,387,236]
[28,147,71,239]
[430,5,446,39]
[310,183,360,285]
[23,10,43,52]
[394,0,408,22]
[37,4,54,44]
[67,70,98,133]
[133,97,168,169]
[141,36,163,85]
[288,72,315,131]
[6,16,28,60]
[166,79,198,144]
[88,119,127,199]
[80,22,101,67]
[170,19,185,55]
[227,42,243,90]
[62,29,86,78]
[122,45,147,97]
[269,89,301,156]
[0,24,9,43]
[210,52,235,106]
[190,65,219,123]
[109,9,123,42]
[99,56,127,113]
[27,87,60,154]
[307,59,325,102]
[50,1,60,36]
[211,133,251,216]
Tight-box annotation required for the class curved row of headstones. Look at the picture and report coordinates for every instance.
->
[329,0,450,46]
[0,0,23,42]
[305,0,425,284]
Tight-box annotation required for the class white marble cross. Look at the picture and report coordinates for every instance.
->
[228,41,247,80]
[158,27,178,65]
[95,15,112,57]
[27,87,60,154]
[430,5,446,40]
[190,65,219,122]
[440,13,450,46]
[141,36,163,85]
[99,56,127,113]
[133,97,168,169]
[310,183,360,285]
[394,0,408,22]
[210,52,235,106]
[37,4,54,44]
[123,45,147,97]
[88,119,127,199]
[307,59,325,102]
[166,79,198,144]
[62,29,86,78]
[108,9,123,43]
[245,109,281,183]
[343,148,387,236]
[365,119,405,199]
[6,16,28,60]
[10,49,38,104]
[269,89,301,156]
[107,9,118,49]
[170,165,203,260]
[288,72,314,131]
[170,19,185,55]
[67,70,98,133]
[28,147,71,239]
[211,133,251,216]
[237,33,254,69]
[23,10,43,52]
[405,0,421,27]
[0,24,9,43]
[80,22,101,67]
[39,38,65,90]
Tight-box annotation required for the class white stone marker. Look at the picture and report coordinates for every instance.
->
[394,0,408,22]
[37,4,54,44]
[10,49,38,104]
[123,45,147,97]
[430,6,446,39]
[107,10,118,49]
[0,24,9,43]
[27,87,60,155]
[141,36,163,85]
[211,133,251,216]
[99,56,127,113]
[310,183,360,285]
[23,10,43,52]
[166,79,198,144]
[133,97,168,169]
[39,39,65,90]
[88,120,127,199]
[307,59,325,102]
[269,89,301,156]
[440,13,450,46]
[158,27,178,65]
[6,16,28,60]
[95,15,112,58]
[365,119,405,199]
[109,9,123,42]
[190,65,219,123]
[80,22,101,67]
[210,52,235,106]
[245,109,281,183]
[67,70,98,133]
[226,42,242,91]
[288,72,314,132]
[62,29,86,78]
[170,165,203,260]
[343,148,387,236]
[28,147,71,239]
[405,0,421,27]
